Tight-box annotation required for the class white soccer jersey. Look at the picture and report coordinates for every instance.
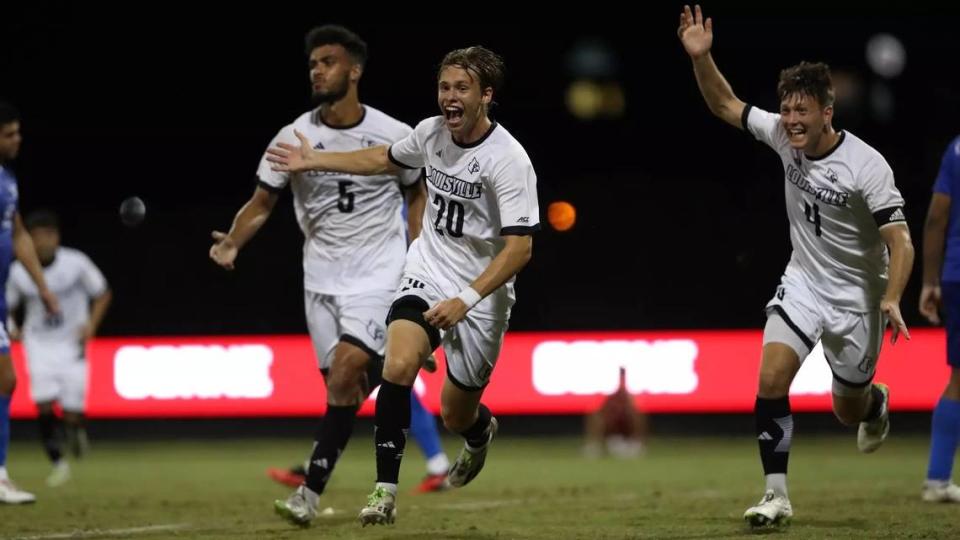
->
[387,117,540,318]
[257,106,422,295]
[744,105,906,311]
[6,247,108,346]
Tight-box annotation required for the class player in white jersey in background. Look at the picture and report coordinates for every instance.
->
[267,45,539,527]
[6,210,111,487]
[679,5,914,527]
[208,26,449,526]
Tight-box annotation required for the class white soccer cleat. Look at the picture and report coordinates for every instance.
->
[273,485,318,527]
[446,417,498,488]
[358,486,397,526]
[858,383,890,453]
[0,478,36,504]
[46,461,71,487]
[743,490,792,528]
[922,482,960,503]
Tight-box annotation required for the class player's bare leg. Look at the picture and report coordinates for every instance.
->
[834,382,890,453]
[359,320,430,526]
[442,377,497,488]
[745,343,799,527]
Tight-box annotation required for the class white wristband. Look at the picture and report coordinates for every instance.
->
[456,287,482,309]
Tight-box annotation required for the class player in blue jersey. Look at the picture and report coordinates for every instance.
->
[0,100,61,504]
[919,134,960,502]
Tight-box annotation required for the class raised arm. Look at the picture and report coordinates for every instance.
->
[266,130,400,176]
[678,4,746,129]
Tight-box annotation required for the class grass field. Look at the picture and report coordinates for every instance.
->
[0,434,955,539]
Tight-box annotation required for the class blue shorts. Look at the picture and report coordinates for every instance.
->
[944,282,960,367]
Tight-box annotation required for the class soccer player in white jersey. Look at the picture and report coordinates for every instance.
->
[267,45,539,527]
[6,210,111,487]
[679,5,914,527]
[208,26,453,526]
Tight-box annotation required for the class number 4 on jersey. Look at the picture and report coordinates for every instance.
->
[804,201,822,237]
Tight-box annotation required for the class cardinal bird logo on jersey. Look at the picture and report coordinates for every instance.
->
[826,168,839,184]
[367,320,385,342]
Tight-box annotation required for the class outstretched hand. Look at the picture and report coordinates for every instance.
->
[678,4,714,59]
[265,130,318,173]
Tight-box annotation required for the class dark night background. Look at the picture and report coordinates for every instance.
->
[2,4,957,337]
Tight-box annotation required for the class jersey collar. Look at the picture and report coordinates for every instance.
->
[313,106,366,130]
[805,131,846,161]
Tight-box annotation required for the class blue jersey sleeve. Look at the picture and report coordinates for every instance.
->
[933,136,960,196]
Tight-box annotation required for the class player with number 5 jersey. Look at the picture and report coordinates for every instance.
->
[209,26,457,528]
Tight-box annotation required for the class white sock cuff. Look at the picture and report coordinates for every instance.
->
[426,453,450,476]
[764,473,788,497]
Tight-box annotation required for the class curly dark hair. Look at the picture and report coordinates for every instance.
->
[304,25,368,66]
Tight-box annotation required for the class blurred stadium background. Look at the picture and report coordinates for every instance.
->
[2,4,959,539]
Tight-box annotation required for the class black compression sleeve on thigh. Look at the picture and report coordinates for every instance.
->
[374,380,412,484]
[755,396,792,475]
[386,295,441,350]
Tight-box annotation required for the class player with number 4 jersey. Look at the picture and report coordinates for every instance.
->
[678,4,914,528]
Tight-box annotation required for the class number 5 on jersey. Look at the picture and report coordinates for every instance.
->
[338,181,354,213]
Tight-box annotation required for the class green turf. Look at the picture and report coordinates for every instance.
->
[0,434,954,539]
